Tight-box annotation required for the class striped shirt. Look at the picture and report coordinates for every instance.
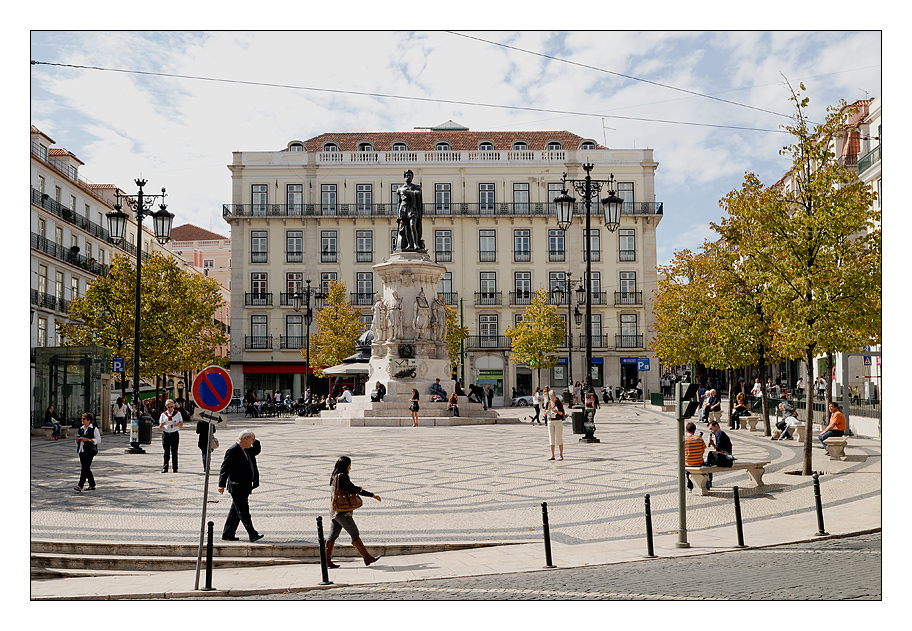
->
[684,434,706,467]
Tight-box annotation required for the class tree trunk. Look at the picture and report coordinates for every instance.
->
[802,346,816,475]
[825,352,834,411]
[758,347,771,436]
[727,368,736,428]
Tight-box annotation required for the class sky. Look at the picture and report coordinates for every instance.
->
[28,27,882,269]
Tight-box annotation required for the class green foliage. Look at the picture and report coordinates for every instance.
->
[310,281,363,378]
[444,302,468,370]
[60,252,229,380]
[505,289,565,385]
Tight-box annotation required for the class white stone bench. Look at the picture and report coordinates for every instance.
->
[707,410,722,425]
[824,436,848,460]
[42,425,70,440]
[685,461,771,496]
[743,415,761,431]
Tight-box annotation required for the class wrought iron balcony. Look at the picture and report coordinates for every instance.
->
[514,251,531,262]
[857,144,881,174]
[31,232,109,277]
[435,250,452,263]
[250,252,268,263]
[619,249,636,262]
[577,291,608,305]
[579,334,611,348]
[510,291,533,306]
[479,250,496,262]
[245,335,273,350]
[280,335,307,349]
[222,201,664,220]
[614,291,643,305]
[548,249,565,262]
[437,291,459,306]
[245,292,273,306]
[616,334,644,348]
[356,251,373,263]
[474,291,502,306]
[286,251,303,263]
[350,292,374,306]
[31,289,69,314]
[465,335,511,350]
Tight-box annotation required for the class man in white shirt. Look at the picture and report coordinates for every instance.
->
[159,399,183,473]
[339,387,353,403]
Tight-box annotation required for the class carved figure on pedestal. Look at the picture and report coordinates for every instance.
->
[387,291,403,341]
[414,289,430,340]
[396,170,424,252]
[432,296,448,342]
[371,293,387,341]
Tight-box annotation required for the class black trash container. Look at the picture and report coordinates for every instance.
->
[571,406,586,434]
[138,414,153,445]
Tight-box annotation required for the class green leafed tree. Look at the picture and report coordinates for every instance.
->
[443,302,469,372]
[309,281,363,378]
[715,84,880,474]
[60,253,229,388]
[505,288,565,388]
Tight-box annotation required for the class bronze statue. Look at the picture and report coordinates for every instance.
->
[396,170,424,252]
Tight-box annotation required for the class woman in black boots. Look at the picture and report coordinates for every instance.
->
[325,456,382,568]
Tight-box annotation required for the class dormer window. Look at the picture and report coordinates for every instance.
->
[579,141,596,150]
[323,143,339,152]
[436,142,450,151]
[392,142,408,151]
[512,141,528,151]
[289,142,304,151]
[546,142,563,151]
[358,142,374,152]
[479,142,494,151]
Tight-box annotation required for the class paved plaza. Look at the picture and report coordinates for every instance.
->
[29,402,882,600]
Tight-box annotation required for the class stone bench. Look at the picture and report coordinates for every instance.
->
[743,416,761,431]
[685,461,771,496]
[42,425,70,440]
[707,410,722,425]
[824,436,848,460]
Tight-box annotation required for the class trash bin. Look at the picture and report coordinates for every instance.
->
[571,406,586,434]
[138,414,153,445]
[562,389,573,407]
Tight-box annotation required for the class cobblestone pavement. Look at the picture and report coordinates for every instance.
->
[218,532,882,600]
[30,404,881,546]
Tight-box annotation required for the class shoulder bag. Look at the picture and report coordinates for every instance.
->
[331,475,363,512]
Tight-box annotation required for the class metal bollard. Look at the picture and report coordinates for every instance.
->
[732,486,747,548]
[316,516,334,585]
[813,473,829,536]
[644,494,657,558]
[541,502,556,568]
[202,521,215,591]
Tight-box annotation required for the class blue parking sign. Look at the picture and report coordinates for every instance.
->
[637,358,650,371]
[112,357,125,373]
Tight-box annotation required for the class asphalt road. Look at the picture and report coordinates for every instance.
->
[212,532,880,601]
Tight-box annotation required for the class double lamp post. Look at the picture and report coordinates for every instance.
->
[553,162,623,405]
[106,178,174,453]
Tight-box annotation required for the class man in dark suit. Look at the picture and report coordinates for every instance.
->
[218,429,264,542]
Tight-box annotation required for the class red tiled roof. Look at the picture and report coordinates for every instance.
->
[48,147,85,165]
[170,224,228,242]
[300,130,603,152]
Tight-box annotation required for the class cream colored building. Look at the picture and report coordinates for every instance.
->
[30,125,230,422]
[223,122,663,405]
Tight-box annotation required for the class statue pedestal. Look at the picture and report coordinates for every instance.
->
[367,251,454,399]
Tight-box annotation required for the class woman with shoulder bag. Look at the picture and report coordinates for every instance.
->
[546,391,565,461]
[196,418,217,471]
[409,388,420,427]
[74,412,100,492]
[325,456,382,568]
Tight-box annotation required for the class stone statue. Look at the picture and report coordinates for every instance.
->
[396,169,424,252]
[371,293,387,341]
[414,288,430,340]
[387,291,403,341]
[431,296,448,342]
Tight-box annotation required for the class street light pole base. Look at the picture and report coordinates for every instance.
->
[579,436,600,443]
[125,443,146,454]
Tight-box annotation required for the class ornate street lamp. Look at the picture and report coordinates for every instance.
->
[554,163,624,440]
[106,179,173,454]
[292,279,317,398]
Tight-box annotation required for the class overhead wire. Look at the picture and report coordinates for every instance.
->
[30,59,788,134]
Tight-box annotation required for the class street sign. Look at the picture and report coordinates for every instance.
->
[112,357,125,373]
[863,356,872,366]
[192,365,233,412]
[637,358,650,371]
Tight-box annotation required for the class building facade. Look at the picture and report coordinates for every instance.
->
[223,122,663,405]
[30,126,229,422]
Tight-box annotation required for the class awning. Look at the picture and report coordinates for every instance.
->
[321,364,369,375]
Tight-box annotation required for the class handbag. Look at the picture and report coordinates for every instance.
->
[331,475,363,512]
[408,402,418,412]
[209,434,219,450]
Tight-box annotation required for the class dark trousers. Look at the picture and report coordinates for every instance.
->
[223,490,258,538]
[78,451,96,488]
[162,431,179,471]
[114,416,126,434]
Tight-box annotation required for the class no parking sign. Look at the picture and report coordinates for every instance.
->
[192,365,233,412]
